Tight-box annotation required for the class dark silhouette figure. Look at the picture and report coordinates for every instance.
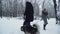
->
[21,1,34,33]
[23,1,34,26]
[42,8,48,30]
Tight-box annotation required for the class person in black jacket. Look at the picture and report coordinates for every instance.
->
[23,1,34,30]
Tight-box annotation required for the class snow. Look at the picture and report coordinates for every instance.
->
[0,17,60,34]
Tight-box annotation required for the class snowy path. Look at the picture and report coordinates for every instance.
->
[0,17,60,34]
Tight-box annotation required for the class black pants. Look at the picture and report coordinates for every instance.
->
[43,18,48,30]
[23,20,30,26]
[23,20,35,32]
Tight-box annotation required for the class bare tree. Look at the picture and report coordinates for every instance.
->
[13,0,17,17]
[42,0,45,9]
[53,0,57,21]
[0,0,2,18]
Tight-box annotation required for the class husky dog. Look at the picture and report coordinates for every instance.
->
[21,24,40,34]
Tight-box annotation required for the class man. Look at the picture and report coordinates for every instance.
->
[23,1,34,27]
[21,1,34,33]
[41,8,49,30]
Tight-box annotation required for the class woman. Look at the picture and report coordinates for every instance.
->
[41,8,49,30]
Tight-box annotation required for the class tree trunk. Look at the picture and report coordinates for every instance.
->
[42,0,45,9]
[0,0,2,18]
[53,0,57,20]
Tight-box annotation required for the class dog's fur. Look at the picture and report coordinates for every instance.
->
[21,24,40,34]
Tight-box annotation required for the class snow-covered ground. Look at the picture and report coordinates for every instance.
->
[0,17,60,34]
